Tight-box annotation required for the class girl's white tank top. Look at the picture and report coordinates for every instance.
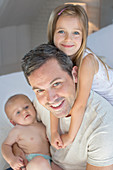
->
[83,48,113,105]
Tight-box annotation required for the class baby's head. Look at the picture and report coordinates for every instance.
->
[47,4,88,52]
[5,94,37,126]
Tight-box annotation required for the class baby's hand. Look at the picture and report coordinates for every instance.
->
[10,156,25,170]
[61,133,73,148]
[51,131,63,150]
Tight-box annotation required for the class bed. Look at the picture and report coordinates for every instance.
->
[0,24,113,169]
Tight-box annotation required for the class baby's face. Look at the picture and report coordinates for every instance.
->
[6,95,37,126]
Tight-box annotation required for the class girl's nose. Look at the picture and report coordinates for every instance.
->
[65,33,72,41]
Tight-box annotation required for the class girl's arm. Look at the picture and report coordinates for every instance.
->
[50,112,63,149]
[86,163,113,170]
[61,54,98,147]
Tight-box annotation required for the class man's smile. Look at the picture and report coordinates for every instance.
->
[50,100,65,110]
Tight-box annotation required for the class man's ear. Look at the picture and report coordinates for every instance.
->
[10,120,16,126]
[72,66,78,83]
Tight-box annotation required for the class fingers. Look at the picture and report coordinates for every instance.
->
[19,155,28,166]
[19,157,27,170]
[51,132,64,149]
[20,166,26,170]
[55,138,64,149]
[23,158,28,166]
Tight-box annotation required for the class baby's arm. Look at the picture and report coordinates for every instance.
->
[1,127,24,169]
[12,143,28,167]
[50,112,63,149]
[61,54,98,147]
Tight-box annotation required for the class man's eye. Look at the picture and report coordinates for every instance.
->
[58,30,64,34]
[53,82,61,87]
[25,105,29,109]
[37,89,44,94]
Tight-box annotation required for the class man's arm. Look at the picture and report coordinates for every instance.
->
[86,163,113,170]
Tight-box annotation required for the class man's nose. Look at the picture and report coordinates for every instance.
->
[46,89,58,103]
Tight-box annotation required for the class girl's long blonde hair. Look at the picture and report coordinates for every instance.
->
[47,4,88,68]
[47,4,110,81]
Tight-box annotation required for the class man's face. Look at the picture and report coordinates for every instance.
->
[28,58,76,118]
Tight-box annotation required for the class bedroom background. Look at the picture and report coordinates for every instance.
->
[0,0,113,169]
[0,0,113,76]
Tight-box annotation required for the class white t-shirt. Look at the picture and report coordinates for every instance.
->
[84,49,113,105]
[33,91,113,170]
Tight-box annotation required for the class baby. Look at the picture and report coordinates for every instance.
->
[1,94,52,170]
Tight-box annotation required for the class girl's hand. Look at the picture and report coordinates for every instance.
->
[61,133,73,148]
[51,131,63,149]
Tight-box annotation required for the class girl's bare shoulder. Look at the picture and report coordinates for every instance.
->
[83,53,98,73]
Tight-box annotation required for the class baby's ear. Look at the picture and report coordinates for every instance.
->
[72,66,78,83]
[10,120,16,126]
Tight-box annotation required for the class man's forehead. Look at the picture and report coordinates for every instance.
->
[28,59,69,89]
[29,58,62,78]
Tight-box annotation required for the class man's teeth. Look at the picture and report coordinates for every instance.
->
[52,102,62,108]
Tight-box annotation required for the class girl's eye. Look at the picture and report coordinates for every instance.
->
[58,30,64,34]
[73,31,80,35]
[25,105,29,109]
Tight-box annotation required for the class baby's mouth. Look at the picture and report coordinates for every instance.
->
[25,114,30,119]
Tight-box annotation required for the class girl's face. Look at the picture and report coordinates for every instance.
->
[54,15,83,56]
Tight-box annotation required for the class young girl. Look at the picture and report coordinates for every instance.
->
[47,4,113,149]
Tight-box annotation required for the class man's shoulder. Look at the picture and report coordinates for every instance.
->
[86,90,113,122]
[87,90,113,109]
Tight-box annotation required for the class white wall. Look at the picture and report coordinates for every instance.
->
[0,0,113,75]
[0,24,31,75]
[87,24,113,68]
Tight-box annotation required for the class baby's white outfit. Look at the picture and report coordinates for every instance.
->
[84,48,113,105]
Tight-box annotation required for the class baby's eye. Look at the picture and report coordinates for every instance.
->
[16,111,20,115]
[58,30,64,34]
[24,105,29,109]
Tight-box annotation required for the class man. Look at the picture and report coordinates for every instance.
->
[21,44,113,170]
